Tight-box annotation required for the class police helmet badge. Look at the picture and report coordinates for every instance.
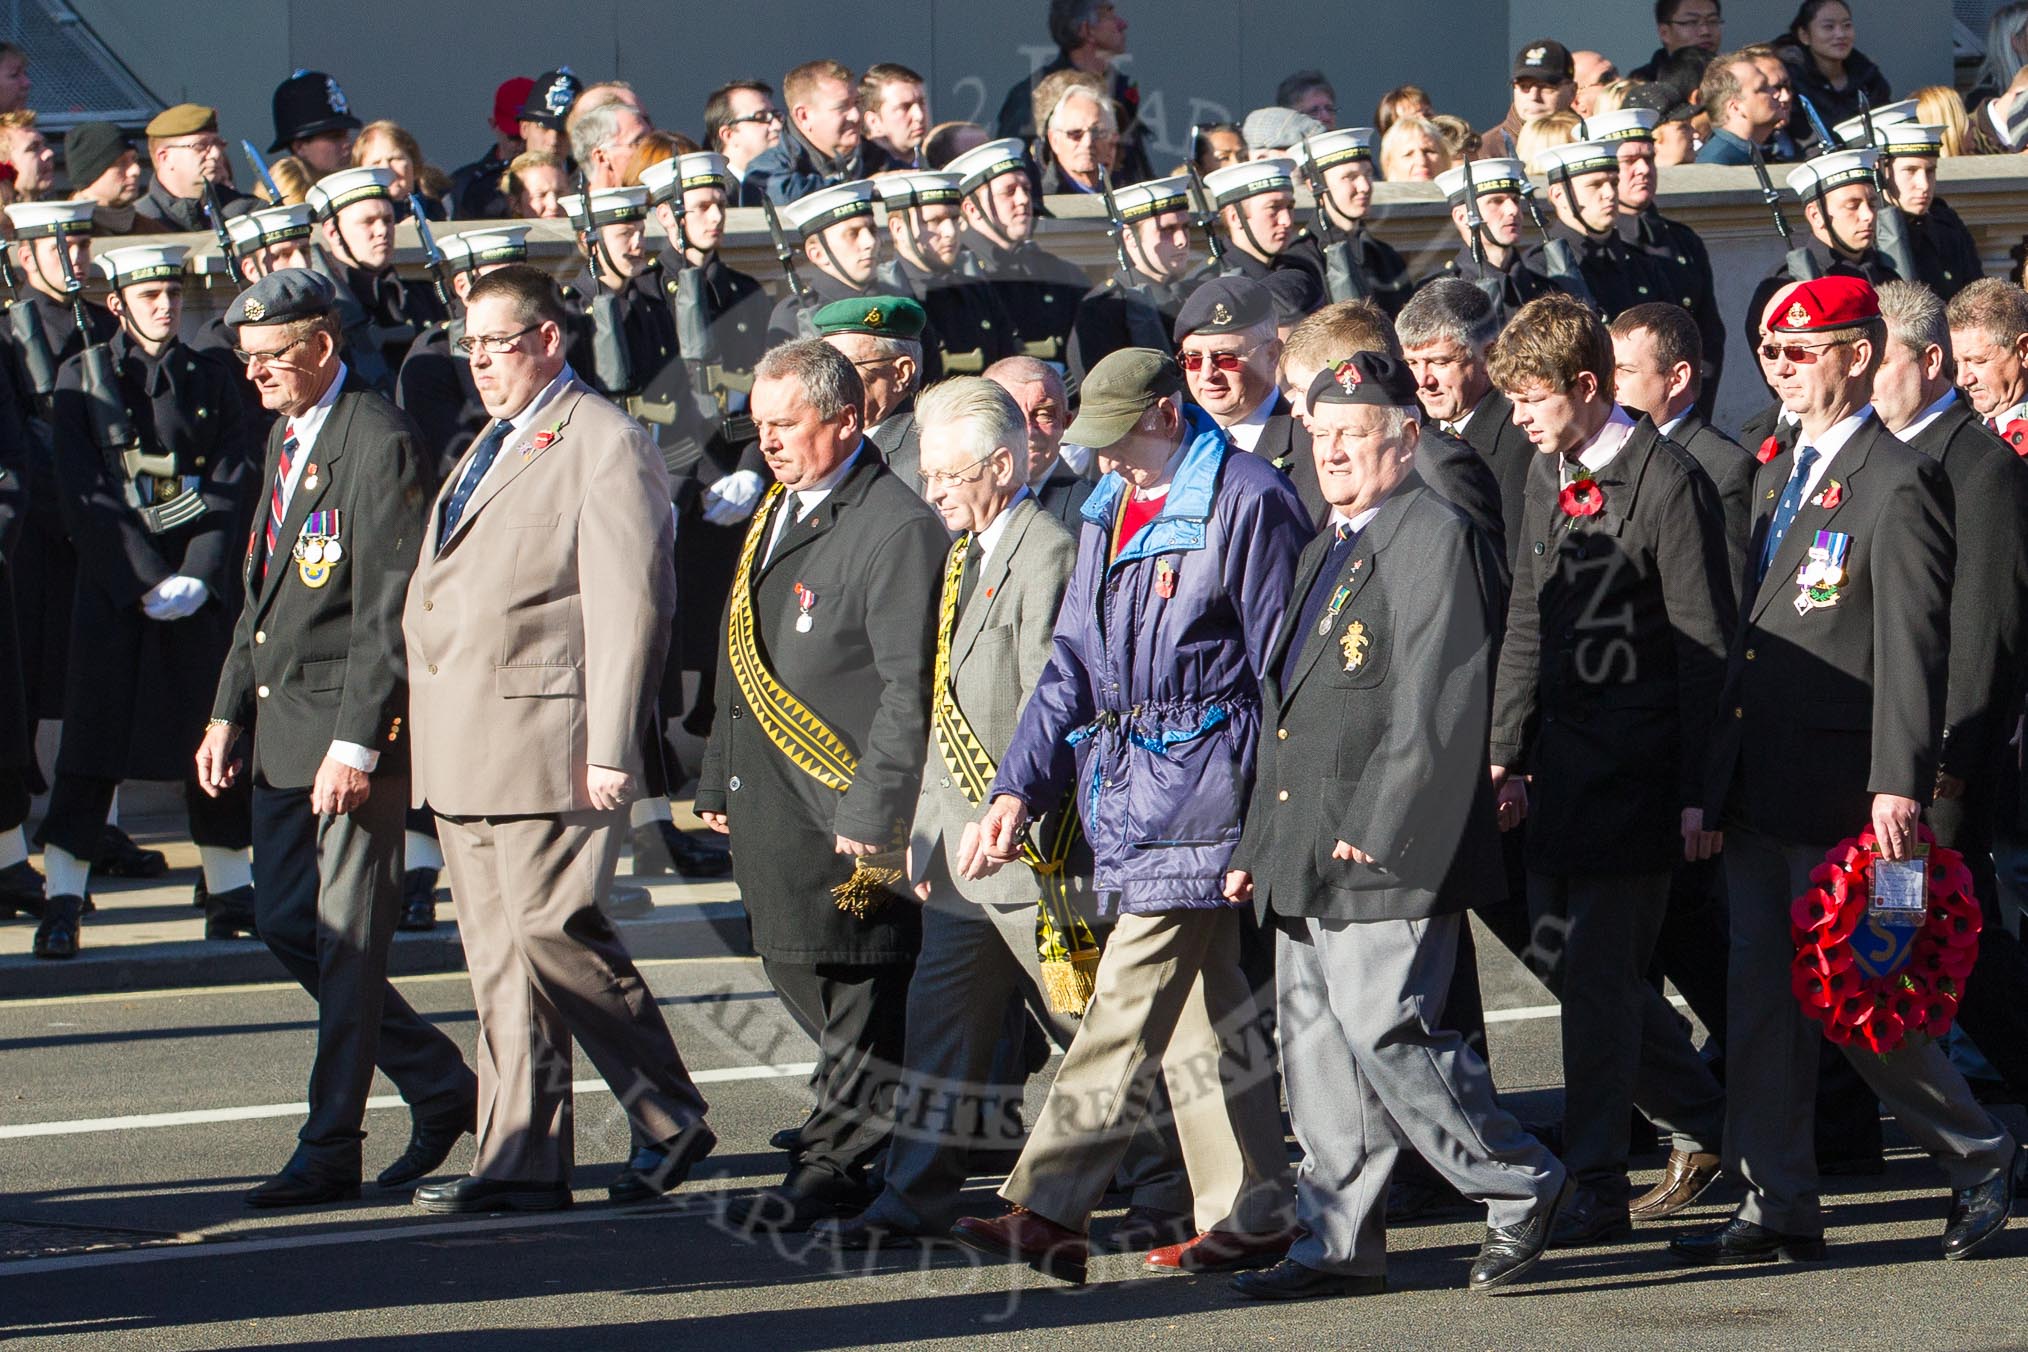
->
[325,77,349,116]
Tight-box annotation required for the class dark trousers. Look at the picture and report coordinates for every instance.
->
[761,953,913,1192]
[1929,774,2028,1100]
[253,776,474,1170]
[0,765,31,832]
[38,770,252,859]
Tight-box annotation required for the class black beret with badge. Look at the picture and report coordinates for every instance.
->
[1172,275,1274,343]
[1307,350,1419,408]
[225,266,337,329]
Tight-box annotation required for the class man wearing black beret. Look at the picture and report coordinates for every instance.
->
[1226,349,1568,1300]
[197,267,475,1208]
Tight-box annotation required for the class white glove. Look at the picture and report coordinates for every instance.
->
[702,470,764,526]
[141,574,208,621]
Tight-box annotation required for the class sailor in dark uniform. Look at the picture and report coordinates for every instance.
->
[1832,109,1983,301]
[877,171,1016,379]
[1526,138,1668,320]
[765,179,882,347]
[1065,175,1200,397]
[394,226,530,482]
[946,137,1087,366]
[306,167,445,397]
[1422,158,1561,327]
[1742,150,1902,379]
[1199,156,1325,316]
[1292,126,1413,315]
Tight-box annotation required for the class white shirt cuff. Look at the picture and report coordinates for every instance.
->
[326,740,381,774]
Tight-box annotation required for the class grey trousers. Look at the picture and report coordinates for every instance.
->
[1002,907,1292,1235]
[864,886,1190,1233]
[1525,870,1726,1205]
[1277,911,1565,1276]
[439,809,710,1184]
[1723,828,2016,1234]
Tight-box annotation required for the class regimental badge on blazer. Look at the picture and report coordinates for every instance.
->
[1794,529,1850,614]
[1340,619,1370,671]
[293,510,345,589]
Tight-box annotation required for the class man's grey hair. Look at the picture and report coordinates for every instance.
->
[1397,278,1501,352]
[1946,276,2028,347]
[984,354,1066,402]
[1878,280,1950,359]
[755,338,866,420]
[568,92,639,170]
[861,334,924,367]
[916,376,1028,464]
[1047,79,1117,133]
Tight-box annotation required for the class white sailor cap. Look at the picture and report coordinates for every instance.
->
[1434,158,1529,204]
[1832,99,1920,147]
[559,185,650,227]
[1787,149,1878,200]
[94,244,189,286]
[1838,117,1943,157]
[437,225,531,275]
[3,199,96,239]
[1111,174,1192,223]
[306,166,397,221]
[1585,109,1659,143]
[638,152,732,206]
[778,179,878,237]
[1295,127,1376,172]
[226,202,316,252]
[876,171,963,212]
[1532,139,1620,183]
[1202,156,1296,207]
[944,136,1029,195]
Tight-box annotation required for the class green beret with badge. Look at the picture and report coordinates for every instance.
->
[811,295,926,340]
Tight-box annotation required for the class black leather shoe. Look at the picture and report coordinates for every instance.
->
[609,1123,718,1203]
[809,1213,935,1250]
[247,1168,362,1208]
[204,884,259,940]
[601,882,655,919]
[378,1103,478,1189]
[1468,1179,1571,1292]
[1232,1258,1386,1301]
[95,824,166,877]
[32,894,82,960]
[399,868,439,931]
[1550,1186,1632,1247]
[770,1125,804,1154]
[413,1176,571,1214]
[632,820,731,879]
[192,876,208,910]
[724,1171,870,1234]
[0,859,45,919]
[1942,1169,2014,1261]
[1668,1214,1826,1266]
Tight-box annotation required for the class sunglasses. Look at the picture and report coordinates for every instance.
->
[1759,341,1845,363]
[1178,349,1252,374]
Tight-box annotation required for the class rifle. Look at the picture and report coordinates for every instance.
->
[1456,158,1507,313]
[1796,93,1838,154]
[240,140,281,201]
[1750,143,1823,283]
[567,172,635,396]
[1183,160,1232,274]
[1856,92,1920,283]
[760,193,816,333]
[1298,152,1370,304]
[1,243,56,403]
[201,181,244,291]
[409,194,454,311]
[661,194,729,468]
[48,234,142,477]
[1523,179,1596,309]
[1097,166,1171,351]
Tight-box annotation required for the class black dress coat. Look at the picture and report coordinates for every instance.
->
[1668,411,1758,587]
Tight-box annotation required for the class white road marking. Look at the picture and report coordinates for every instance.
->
[1485,995,1688,1025]
[0,1062,816,1140]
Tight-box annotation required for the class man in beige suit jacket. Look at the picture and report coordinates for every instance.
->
[400,264,715,1214]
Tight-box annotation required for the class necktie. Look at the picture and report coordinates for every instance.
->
[1757,445,1820,584]
[1279,522,1358,690]
[441,420,509,542]
[257,424,297,585]
[957,536,984,612]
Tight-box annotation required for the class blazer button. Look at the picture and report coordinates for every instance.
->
[428,663,438,675]
[1276,728,1288,740]
[1745,648,1756,660]
[257,684,270,698]
[1277,789,1289,801]
[1735,706,1744,718]
[729,775,742,792]
[423,600,433,611]
[254,630,266,644]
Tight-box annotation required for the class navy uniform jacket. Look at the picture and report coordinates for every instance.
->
[1524,221,1667,320]
[1621,208,1727,413]
[1907,199,1984,300]
[395,320,486,484]
[966,234,1087,366]
[1421,247,1562,328]
[1065,273,1196,401]
[895,252,1019,377]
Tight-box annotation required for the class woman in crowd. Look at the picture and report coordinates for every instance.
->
[1379,113,1449,181]
[1775,0,1890,148]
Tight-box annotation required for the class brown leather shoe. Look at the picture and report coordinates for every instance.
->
[1630,1150,1722,1221]
[951,1206,1088,1284]
[1144,1227,1294,1273]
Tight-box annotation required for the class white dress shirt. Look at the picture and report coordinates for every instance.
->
[1790,406,1872,502]
[1898,388,1961,445]
[1222,390,1279,453]
[972,486,1030,567]
[767,441,865,562]
[447,363,576,508]
[1562,405,1638,483]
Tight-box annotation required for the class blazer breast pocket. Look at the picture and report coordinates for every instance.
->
[1322,616,1390,689]
[299,657,348,694]
[495,665,583,699]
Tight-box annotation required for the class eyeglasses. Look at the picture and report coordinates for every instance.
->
[915,453,999,488]
[231,333,313,367]
[160,136,225,155]
[1053,126,1116,143]
[849,356,900,375]
[730,109,784,126]
[1759,341,1845,363]
[1178,348,1256,374]
[455,324,539,356]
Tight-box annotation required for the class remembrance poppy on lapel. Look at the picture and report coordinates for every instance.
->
[2004,418,2028,456]
[1758,435,1782,464]
[1558,472,1604,518]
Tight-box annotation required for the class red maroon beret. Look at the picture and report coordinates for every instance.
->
[1769,275,1880,333]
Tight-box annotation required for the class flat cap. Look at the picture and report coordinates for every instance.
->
[944,136,1029,194]
[1307,351,1418,409]
[1242,106,1324,153]
[306,166,396,221]
[1065,348,1184,449]
[779,179,877,238]
[225,266,336,329]
[1173,275,1274,343]
[145,103,219,138]
[437,225,531,275]
[559,185,649,227]
[813,295,926,340]
[226,202,316,252]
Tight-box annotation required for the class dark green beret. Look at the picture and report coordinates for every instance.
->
[811,295,926,341]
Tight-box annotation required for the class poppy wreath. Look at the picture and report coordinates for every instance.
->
[1789,824,1980,1055]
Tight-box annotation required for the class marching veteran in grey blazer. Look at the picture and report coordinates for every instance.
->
[814,377,1185,1250]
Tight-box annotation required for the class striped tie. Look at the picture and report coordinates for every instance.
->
[258,425,297,584]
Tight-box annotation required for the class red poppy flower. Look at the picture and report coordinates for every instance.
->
[1558,477,1604,518]
[1757,435,1782,464]
[531,430,556,451]
[1815,481,1842,510]
[2003,418,2028,456]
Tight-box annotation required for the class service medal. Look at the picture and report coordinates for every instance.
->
[1793,529,1851,614]
[793,581,817,633]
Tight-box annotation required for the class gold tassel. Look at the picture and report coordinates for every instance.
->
[831,851,908,918]
[1039,945,1102,1016]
